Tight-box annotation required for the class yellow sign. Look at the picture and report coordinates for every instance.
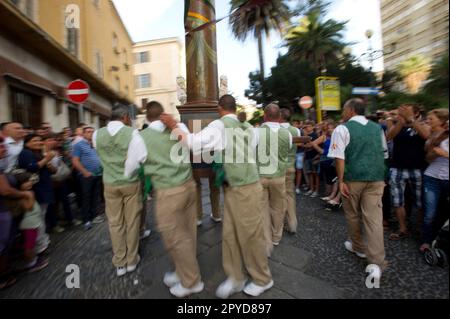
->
[315,76,341,122]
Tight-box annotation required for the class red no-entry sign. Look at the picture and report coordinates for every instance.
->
[299,96,313,109]
[66,79,90,104]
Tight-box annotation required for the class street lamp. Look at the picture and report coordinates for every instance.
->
[360,29,396,113]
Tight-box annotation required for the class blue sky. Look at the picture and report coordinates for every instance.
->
[113,0,384,104]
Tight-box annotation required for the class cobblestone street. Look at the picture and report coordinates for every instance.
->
[0,181,448,299]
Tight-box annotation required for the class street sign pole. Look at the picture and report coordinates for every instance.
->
[78,104,84,124]
[315,77,322,123]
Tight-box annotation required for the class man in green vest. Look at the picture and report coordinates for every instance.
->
[256,104,291,257]
[161,95,273,299]
[93,104,146,277]
[328,98,389,282]
[280,108,301,234]
[125,101,203,298]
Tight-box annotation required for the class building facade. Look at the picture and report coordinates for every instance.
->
[133,38,185,126]
[0,0,133,130]
[381,0,449,70]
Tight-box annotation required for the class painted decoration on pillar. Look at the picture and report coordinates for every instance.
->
[184,0,219,104]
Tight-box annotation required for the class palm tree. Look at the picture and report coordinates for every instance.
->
[284,10,347,72]
[397,54,431,94]
[229,0,291,86]
[424,53,448,96]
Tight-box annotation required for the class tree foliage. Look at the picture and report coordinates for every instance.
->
[423,52,449,97]
[397,54,431,94]
[229,0,291,82]
[284,9,347,71]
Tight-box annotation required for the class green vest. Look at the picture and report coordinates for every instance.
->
[344,121,386,182]
[217,116,260,187]
[96,126,138,186]
[285,124,300,169]
[140,127,192,190]
[257,124,290,178]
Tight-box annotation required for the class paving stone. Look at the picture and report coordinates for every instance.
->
[0,181,447,299]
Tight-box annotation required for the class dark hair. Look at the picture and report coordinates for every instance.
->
[218,95,236,112]
[42,133,58,140]
[77,123,87,128]
[345,98,366,116]
[24,133,42,146]
[280,108,291,121]
[0,122,11,131]
[83,126,94,133]
[146,101,164,121]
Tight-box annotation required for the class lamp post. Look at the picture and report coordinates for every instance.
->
[360,29,396,114]
[365,30,377,114]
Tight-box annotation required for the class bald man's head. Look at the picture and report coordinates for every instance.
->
[265,104,281,122]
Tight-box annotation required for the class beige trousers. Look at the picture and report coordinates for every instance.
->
[104,182,142,267]
[222,182,272,286]
[285,167,298,233]
[154,178,201,288]
[194,171,221,220]
[260,176,287,255]
[342,181,386,266]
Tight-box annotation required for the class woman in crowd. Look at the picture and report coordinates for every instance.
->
[420,109,449,252]
[311,122,341,208]
[18,134,56,254]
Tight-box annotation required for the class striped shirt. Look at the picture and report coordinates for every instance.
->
[72,139,102,176]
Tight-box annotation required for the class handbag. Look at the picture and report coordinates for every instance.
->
[52,161,72,182]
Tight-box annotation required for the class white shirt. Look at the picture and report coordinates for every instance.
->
[255,122,293,148]
[185,114,258,155]
[92,121,147,179]
[328,116,388,160]
[4,136,23,172]
[123,120,190,178]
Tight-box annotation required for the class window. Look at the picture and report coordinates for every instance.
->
[10,0,35,20]
[112,33,119,54]
[123,48,129,70]
[68,106,79,130]
[67,28,79,57]
[115,77,121,92]
[135,74,151,89]
[141,98,148,109]
[95,51,104,78]
[25,0,34,19]
[10,87,42,128]
[136,51,149,64]
[99,116,108,128]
